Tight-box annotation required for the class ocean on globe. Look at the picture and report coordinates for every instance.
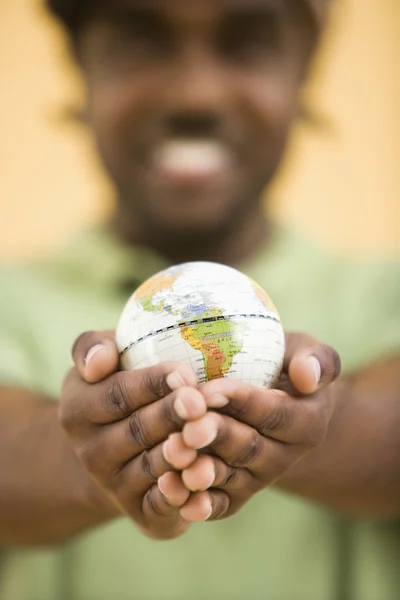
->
[116,262,285,388]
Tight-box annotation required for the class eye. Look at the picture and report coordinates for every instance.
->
[218,10,284,66]
[96,9,173,66]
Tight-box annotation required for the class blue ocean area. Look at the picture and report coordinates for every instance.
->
[187,304,207,317]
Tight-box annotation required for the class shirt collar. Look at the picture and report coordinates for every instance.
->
[56,223,171,292]
[57,220,290,295]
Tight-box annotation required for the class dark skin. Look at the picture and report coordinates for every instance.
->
[0,0,399,546]
[58,331,340,537]
[72,0,335,531]
[78,0,318,263]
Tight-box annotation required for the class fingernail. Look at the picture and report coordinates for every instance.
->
[180,506,190,521]
[195,430,218,450]
[84,344,106,366]
[158,474,170,499]
[204,501,213,521]
[162,440,171,464]
[204,465,216,490]
[174,396,189,420]
[208,393,229,408]
[167,371,186,391]
[309,356,322,385]
[181,497,212,522]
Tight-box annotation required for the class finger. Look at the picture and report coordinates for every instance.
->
[116,387,205,461]
[182,411,299,481]
[158,472,191,507]
[75,389,203,474]
[111,440,194,518]
[124,446,190,540]
[63,361,198,426]
[118,442,176,496]
[142,485,190,540]
[163,433,198,471]
[180,491,230,523]
[182,456,255,518]
[182,454,252,494]
[288,345,341,394]
[282,333,341,395]
[72,331,120,384]
[72,330,199,389]
[282,332,316,371]
[119,449,230,526]
[202,381,331,447]
[159,460,247,517]
[182,455,218,491]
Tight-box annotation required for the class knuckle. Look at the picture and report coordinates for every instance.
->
[143,369,169,400]
[228,397,251,421]
[140,451,157,480]
[209,492,230,521]
[162,397,181,428]
[145,487,165,517]
[258,404,292,435]
[231,433,262,467]
[104,376,131,415]
[72,331,97,361]
[220,466,239,489]
[128,410,153,449]
[285,332,315,356]
[318,345,342,382]
[328,348,342,380]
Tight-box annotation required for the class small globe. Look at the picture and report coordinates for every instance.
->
[116,262,285,388]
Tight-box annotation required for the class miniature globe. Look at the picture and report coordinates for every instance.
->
[116,262,285,388]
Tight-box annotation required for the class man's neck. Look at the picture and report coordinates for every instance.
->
[111,206,271,267]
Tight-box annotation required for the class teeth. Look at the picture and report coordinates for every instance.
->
[154,140,233,177]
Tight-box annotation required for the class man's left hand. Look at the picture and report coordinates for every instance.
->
[158,333,341,523]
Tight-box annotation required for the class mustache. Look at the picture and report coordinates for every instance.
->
[57,102,333,134]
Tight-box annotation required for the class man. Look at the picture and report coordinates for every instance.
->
[0,1,399,599]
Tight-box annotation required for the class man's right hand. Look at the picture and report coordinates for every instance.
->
[59,331,208,540]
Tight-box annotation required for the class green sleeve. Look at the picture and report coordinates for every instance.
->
[338,259,400,373]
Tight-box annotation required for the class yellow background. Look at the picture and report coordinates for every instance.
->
[1,0,399,262]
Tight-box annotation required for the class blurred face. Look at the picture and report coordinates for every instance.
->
[78,0,318,241]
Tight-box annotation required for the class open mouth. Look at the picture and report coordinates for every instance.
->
[151,138,236,185]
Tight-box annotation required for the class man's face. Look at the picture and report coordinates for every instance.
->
[78,0,317,239]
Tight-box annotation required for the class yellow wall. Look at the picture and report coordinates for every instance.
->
[1,0,399,262]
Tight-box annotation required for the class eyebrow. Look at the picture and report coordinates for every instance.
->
[98,0,319,35]
[219,0,321,37]
[105,0,317,16]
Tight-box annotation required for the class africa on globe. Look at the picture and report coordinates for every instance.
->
[116,262,285,388]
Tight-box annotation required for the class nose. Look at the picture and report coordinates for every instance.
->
[167,112,221,138]
[161,43,230,137]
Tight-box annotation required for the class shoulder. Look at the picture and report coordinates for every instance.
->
[277,224,399,300]
[0,226,114,305]
[260,225,400,372]
[0,228,124,395]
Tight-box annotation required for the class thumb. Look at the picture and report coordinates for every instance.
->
[282,333,341,396]
[71,330,120,384]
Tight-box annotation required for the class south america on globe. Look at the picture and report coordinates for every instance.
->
[116,262,285,388]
